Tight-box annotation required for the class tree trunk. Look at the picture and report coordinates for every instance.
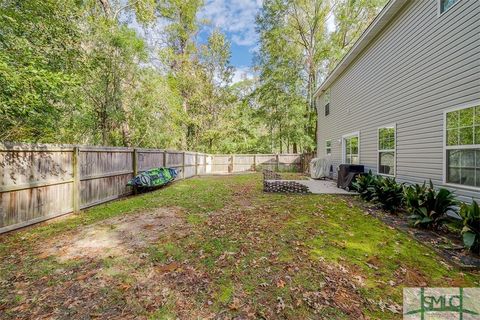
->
[181,99,188,149]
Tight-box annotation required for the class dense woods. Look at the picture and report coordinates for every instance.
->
[0,0,386,153]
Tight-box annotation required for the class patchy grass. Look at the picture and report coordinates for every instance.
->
[0,176,233,250]
[279,172,309,180]
[0,174,479,319]
[148,242,186,264]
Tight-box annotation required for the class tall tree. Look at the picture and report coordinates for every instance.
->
[327,0,386,72]
[287,0,329,132]
[76,1,149,146]
[256,0,317,152]
[156,0,203,149]
[0,0,82,142]
[256,0,387,152]
[197,30,235,151]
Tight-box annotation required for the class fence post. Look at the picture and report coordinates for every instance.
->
[204,154,207,175]
[132,148,138,194]
[182,151,186,179]
[195,152,199,176]
[163,150,167,167]
[132,149,138,176]
[253,154,256,172]
[72,146,80,213]
[276,154,280,172]
[231,154,234,173]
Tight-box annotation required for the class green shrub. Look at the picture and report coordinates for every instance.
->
[370,176,405,213]
[352,170,377,201]
[404,182,429,214]
[459,200,480,253]
[407,181,458,229]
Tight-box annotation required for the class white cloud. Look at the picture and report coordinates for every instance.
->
[200,0,263,47]
[232,66,255,83]
[326,13,336,33]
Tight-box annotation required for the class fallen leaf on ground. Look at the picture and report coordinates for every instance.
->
[157,262,180,273]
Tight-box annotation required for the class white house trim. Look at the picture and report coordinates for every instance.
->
[442,100,480,190]
[377,123,397,177]
[341,131,361,164]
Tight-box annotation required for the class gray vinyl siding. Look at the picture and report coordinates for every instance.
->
[316,0,480,202]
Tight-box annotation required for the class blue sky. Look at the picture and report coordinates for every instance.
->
[127,0,263,82]
[128,0,337,83]
[198,0,263,82]
[229,42,255,68]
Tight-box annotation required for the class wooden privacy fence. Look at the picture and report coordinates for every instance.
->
[0,142,305,234]
[209,154,303,173]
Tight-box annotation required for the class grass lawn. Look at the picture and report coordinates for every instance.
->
[0,174,479,319]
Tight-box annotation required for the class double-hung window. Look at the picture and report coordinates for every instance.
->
[324,89,330,116]
[378,126,396,176]
[323,89,330,117]
[445,105,480,188]
[343,134,359,164]
[326,140,332,156]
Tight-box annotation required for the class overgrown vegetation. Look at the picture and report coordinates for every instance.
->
[1,174,478,319]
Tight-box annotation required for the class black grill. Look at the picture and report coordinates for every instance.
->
[337,164,364,190]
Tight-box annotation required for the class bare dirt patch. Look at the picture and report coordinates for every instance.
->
[42,207,185,262]
[0,206,212,319]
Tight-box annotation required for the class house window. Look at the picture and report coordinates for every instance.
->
[326,140,332,155]
[344,134,359,164]
[440,0,458,13]
[324,89,330,116]
[325,89,330,104]
[378,126,396,176]
[445,105,480,188]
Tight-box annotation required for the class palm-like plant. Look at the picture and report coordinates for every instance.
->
[352,170,377,201]
[404,182,428,213]
[459,200,480,253]
[408,181,458,229]
[371,176,405,213]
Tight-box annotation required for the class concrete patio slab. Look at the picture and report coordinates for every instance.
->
[293,179,355,194]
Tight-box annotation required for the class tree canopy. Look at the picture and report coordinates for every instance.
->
[0,0,386,153]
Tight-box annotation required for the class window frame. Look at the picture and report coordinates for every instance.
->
[325,139,332,156]
[324,89,330,105]
[442,101,480,191]
[437,0,461,15]
[324,89,331,116]
[377,124,396,177]
[342,131,360,164]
